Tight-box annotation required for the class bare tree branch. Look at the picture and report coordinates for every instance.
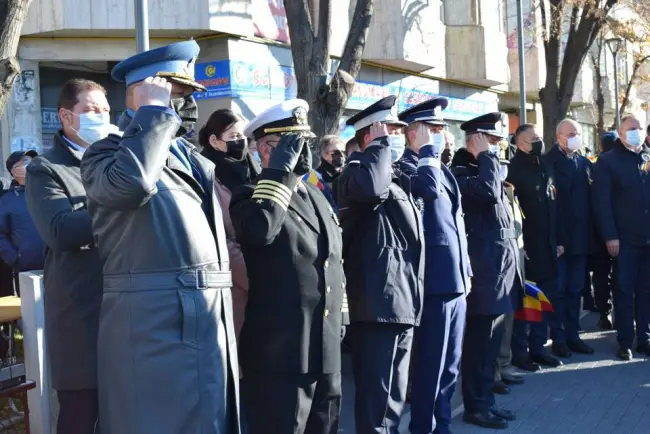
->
[619,54,650,114]
[0,0,34,119]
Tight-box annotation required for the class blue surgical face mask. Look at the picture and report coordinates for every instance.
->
[71,111,116,146]
[489,144,500,155]
[388,135,406,162]
[430,133,445,155]
[252,151,262,165]
[626,129,642,147]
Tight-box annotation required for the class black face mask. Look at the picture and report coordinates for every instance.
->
[331,151,345,169]
[171,95,198,138]
[530,139,545,156]
[225,138,247,161]
[293,143,312,176]
[441,149,453,166]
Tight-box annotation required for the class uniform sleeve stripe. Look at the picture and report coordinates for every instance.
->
[418,157,441,169]
[256,179,292,200]
[250,193,290,210]
[252,186,292,206]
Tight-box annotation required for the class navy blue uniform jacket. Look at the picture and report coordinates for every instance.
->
[337,137,425,325]
[544,145,592,255]
[451,149,519,316]
[593,140,650,247]
[396,147,471,296]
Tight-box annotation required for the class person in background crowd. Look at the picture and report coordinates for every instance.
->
[593,114,650,360]
[26,78,109,434]
[441,130,456,167]
[80,41,240,434]
[316,135,345,190]
[543,119,595,356]
[230,99,347,434]
[338,95,424,433]
[397,97,470,434]
[507,124,562,370]
[248,139,261,166]
[0,151,45,282]
[451,112,520,430]
[198,108,260,339]
[589,131,618,331]
[496,147,526,395]
[644,124,650,147]
[345,137,360,157]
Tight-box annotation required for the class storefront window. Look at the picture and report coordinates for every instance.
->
[580,123,596,153]
[445,121,465,149]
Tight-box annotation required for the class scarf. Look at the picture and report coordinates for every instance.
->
[201,145,260,192]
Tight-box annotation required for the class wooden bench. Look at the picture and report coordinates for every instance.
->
[0,380,36,433]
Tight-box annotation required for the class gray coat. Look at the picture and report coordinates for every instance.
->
[80,107,240,434]
[25,132,103,390]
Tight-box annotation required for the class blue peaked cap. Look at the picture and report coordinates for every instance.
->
[111,40,206,91]
[461,112,508,139]
[398,97,449,126]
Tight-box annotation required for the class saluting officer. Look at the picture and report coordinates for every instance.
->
[337,95,424,433]
[229,99,348,434]
[397,98,471,434]
[450,113,520,430]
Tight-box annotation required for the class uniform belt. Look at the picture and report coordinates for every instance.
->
[103,269,232,292]
[473,228,517,240]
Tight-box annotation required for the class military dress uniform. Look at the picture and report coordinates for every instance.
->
[396,98,471,434]
[450,113,521,430]
[337,96,425,433]
[229,100,348,434]
[80,41,240,434]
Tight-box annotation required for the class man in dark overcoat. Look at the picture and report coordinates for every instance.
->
[450,112,520,430]
[26,78,110,434]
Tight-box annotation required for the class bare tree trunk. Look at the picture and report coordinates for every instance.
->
[0,0,33,119]
[284,0,374,140]
[538,0,618,148]
[591,50,605,151]
[619,55,650,115]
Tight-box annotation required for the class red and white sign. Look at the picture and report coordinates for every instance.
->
[252,0,290,43]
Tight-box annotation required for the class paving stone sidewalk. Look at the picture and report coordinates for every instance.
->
[339,312,650,433]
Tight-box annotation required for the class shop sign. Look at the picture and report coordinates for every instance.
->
[41,108,61,132]
[194,60,232,100]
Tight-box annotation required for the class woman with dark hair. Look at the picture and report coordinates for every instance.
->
[199,108,260,340]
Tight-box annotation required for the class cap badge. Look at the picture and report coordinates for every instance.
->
[433,106,442,117]
[182,57,197,78]
[293,106,308,125]
[390,105,398,119]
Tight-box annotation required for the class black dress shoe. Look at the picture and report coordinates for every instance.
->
[635,343,650,357]
[492,380,510,395]
[568,339,595,354]
[489,406,516,421]
[512,356,541,372]
[551,343,572,358]
[617,347,632,360]
[501,372,525,385]
[463,411,508,429]
[598,315,613,331]
[531,353,563,367]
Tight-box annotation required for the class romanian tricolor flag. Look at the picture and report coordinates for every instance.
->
[303,170,338,212]
[514,281,553,323]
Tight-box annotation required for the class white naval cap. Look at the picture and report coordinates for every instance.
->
[345,95,407,131]
[244,99,312,140]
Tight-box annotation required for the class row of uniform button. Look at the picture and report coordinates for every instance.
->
[323,258,345,268]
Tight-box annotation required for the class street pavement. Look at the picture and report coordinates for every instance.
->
[339,312,650,433]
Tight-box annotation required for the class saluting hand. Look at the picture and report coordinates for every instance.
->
[413,123,432,151]
[469,133,490,158]
[134,77,172,110]
[267,133,306,173]
[368,122,389,143]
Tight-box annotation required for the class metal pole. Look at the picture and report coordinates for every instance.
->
[516,0,527,124]
[613,52,620,130]
[135,0,149,53]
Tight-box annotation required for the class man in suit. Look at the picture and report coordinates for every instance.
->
[543,119,595,356]
[26,78,111,434]
[396,98,471,434]
[450,112,521,430]
[230,99,347,434]
[80,41,239,434]
[337,96,424,433]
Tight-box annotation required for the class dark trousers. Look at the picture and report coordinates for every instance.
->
[511,278,553,358]
[613,246,650,348]
[351,322,413,434]
[57,389,99,434]
[462,314,504,413]
[242,371,341,434]
[556,254,587,343]
[410,294,466,434]
[591,250,614,316]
